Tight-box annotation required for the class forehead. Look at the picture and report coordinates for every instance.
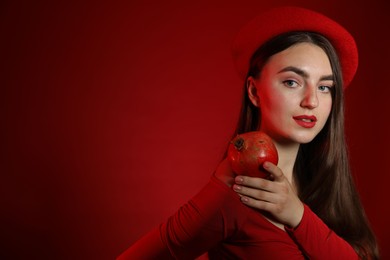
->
[264,42,332,75]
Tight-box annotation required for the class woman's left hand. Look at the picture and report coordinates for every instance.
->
[232,161,304,228]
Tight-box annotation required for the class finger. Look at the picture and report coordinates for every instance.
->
[240,195,278,212]
[235,175,274,191]
[233,184,276,203]
[263,161,284,182]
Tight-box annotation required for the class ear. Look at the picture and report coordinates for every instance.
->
[247,76,260,107]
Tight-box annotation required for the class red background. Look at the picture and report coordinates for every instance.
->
[2,0,389,259]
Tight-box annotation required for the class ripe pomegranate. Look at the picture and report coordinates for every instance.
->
[227,131,278,178]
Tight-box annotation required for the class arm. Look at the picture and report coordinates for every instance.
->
[284,204,358,259]
[117,166,238,259]
[117,226,174,259]
[233,161,358,259]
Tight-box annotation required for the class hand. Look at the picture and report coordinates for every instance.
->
[232,161,304,228]
[214,158,236,187]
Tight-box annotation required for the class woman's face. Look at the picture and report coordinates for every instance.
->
[249,42,334,144]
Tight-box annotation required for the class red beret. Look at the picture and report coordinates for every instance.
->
[232,6,358,88]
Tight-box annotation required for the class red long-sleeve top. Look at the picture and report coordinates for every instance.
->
[118,175,358,259]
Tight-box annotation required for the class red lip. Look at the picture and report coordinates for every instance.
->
[293,115,317,128]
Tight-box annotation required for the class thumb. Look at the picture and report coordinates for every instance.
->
[263,161,284,182]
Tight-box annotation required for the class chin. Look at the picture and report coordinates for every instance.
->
[298,138,315,144]
[290,132,318,144]
[272,133,315,145]
[266,127,318,144]
[298,135,318,144]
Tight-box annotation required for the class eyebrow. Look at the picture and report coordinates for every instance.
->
[278,66,334,81]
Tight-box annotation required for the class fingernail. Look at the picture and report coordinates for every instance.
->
[233,185,241,191]
[235,176,244,184]
[263,161,270,169]
[241,196,249,203]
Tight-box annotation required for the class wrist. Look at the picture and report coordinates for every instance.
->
[288,202,304,229]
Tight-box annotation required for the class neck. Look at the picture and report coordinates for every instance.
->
[273,141,300,185]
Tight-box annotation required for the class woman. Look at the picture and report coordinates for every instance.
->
[118,6,379,259]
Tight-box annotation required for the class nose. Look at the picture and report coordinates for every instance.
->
[300,85,318,109]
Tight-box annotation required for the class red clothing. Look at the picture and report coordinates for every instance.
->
[119,175,358,259]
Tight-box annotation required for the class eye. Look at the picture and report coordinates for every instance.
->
[283,80,299,88]
[318,85,333,93]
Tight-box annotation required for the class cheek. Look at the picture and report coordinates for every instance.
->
[317,99,333,129]
[260,94,287,121]
[323,99,333,118]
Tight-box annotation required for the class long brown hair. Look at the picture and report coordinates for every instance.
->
[232,31,379,259]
